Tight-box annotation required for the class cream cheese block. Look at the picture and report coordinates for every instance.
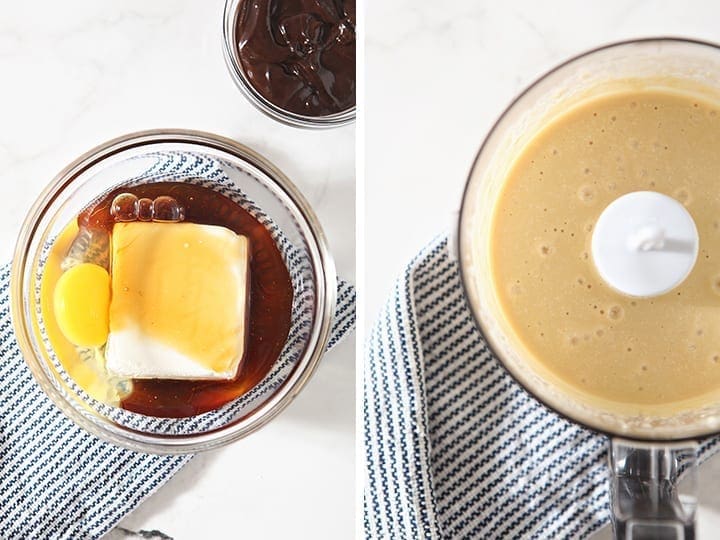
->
[105,221,249,380]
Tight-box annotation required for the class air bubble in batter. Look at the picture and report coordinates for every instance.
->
[607,305,624,321]
[538,243,554,257]
[673,188,691,206]
[578,185,595,204]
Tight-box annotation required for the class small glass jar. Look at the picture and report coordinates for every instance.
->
[11,129,337,454]
[222,0,356,129]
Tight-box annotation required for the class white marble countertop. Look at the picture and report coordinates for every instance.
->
[366,0,720,537]
[0,1,354,538]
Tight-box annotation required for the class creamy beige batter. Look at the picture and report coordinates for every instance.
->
[491,88,720,408]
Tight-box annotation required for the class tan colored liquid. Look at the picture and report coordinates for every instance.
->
[491,89,720,408]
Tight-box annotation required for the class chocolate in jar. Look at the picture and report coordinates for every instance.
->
[235,0,356,117]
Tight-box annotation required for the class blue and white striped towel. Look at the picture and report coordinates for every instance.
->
[0,268,354,539]
[0,150,355,539]
[364,235,720,539]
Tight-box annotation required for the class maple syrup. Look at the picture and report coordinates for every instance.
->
[79,182,293,417]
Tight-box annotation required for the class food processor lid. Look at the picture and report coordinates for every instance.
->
[591,191,699,297]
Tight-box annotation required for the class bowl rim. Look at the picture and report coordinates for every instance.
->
[10,128,338,454]
[457,36,720,443]
[221,0,356,129]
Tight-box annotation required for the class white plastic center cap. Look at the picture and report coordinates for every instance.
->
[591,191,698,297]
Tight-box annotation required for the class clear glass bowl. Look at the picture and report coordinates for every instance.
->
[222,0,356,129]
[11,129,337,454]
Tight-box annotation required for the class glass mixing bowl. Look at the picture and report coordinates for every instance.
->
[222,0,356,129]
[11,129,336,454]
[458,38,720,538]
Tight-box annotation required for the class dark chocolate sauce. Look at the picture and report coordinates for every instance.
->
[80,182,293,417]
[236,0,356,117]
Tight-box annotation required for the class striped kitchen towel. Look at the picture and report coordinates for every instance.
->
[0,149,355,539]
[0,267,354,539]
[364,235,720,539]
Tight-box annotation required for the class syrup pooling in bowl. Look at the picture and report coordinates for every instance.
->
[43,182,293,418]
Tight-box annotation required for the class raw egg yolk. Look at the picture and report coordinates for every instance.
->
[53,263,110,347]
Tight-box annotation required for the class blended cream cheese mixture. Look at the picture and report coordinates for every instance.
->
[491,88,720,409]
